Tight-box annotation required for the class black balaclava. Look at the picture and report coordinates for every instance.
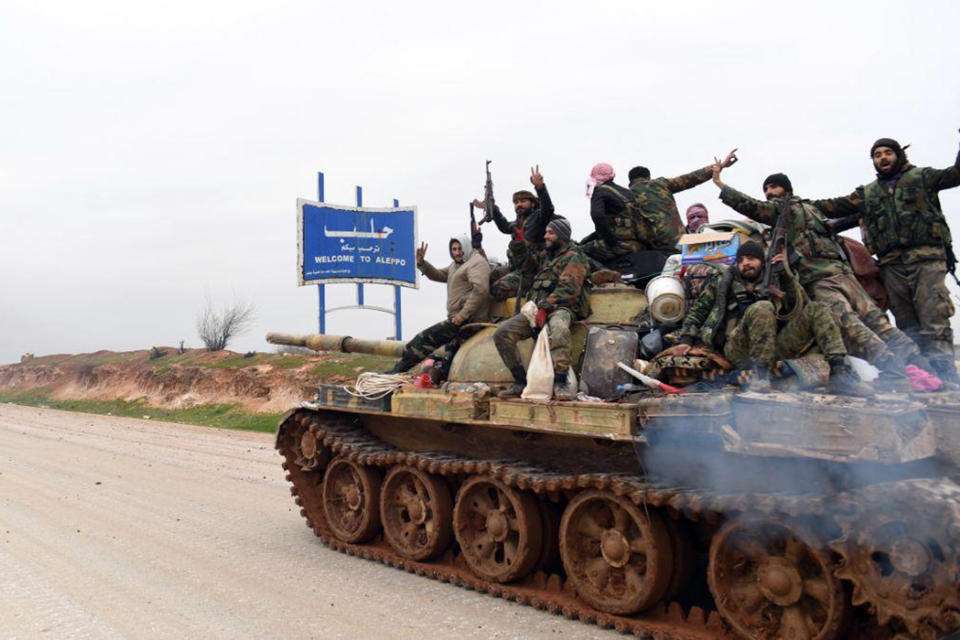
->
[762,173,793,194]
[870,137,909,179]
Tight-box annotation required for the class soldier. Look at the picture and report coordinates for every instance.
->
[811,135,960,384]
[473,166,556,301]
[494,217,590,401]
[388,235,490,373]
[579,162,641,265]
[711,165,927,386]
[674,241,873,396]
[626,149,736,251]
[685,203,710,233]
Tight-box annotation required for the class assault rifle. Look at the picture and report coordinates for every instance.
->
[763,195,792,300]
[478,160,494,225]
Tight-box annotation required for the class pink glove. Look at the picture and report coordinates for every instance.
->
[906,365,942,393]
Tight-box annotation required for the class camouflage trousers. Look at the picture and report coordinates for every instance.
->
[394,319,460,372]
[809,272,918,364]
[490,270,528,301]
[724,300,846,369]
[493,308,573,375]
[580,238,643,265]
[882,260,955,360]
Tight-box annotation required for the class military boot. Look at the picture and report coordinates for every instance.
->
[826,358,874,397]
[930,358,960,390]
[744,365,771,393]
[386,355,419,374]
[498,367,527,399]
[553,371,575,401]
[874,354,911,393]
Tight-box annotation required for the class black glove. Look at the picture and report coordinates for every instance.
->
[472,229,483,249]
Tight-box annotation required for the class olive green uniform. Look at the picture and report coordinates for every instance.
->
[680,266,847,369]
[494,242,591,375]
[628,166,713,251]
[719,185,919,364]
[812,157,959,366]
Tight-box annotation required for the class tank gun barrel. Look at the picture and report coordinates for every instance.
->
[266,333,405,358]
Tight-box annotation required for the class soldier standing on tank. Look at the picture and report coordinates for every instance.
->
[387,235,491,373]
[494,217,590,401]
[711,165,929,388]
[810,135,960,384]
[626,149,737,252]
[673,241,873,396]
[473,166,557,301]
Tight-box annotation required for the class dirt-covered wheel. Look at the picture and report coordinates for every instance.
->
[453,476,543,583]
[321,456,382,543]
[380,466,452,561]
[558,490,673,614]
[708,515,848,640]
[831,480,960,639]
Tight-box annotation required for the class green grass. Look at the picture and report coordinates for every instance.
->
[0,389,282,433]
[309,354,397,379]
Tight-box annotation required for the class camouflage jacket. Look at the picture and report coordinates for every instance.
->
[628,166,713,251]
[590,181,637,246]
[680,264,801,349]
[524,242,591,319]
[490,184,556,271]
[811,157,959,265]
[719,185,850,286]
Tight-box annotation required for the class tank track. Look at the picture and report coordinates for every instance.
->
[276,409,960,639]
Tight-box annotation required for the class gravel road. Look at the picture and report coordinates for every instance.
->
[0,404,620,640]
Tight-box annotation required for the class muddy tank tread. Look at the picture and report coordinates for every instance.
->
[276,409,861,640]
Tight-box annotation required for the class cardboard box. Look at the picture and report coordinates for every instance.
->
[678,231,742,265]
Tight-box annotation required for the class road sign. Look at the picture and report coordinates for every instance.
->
[298,199,418,288]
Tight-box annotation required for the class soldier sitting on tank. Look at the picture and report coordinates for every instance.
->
[387,235,491,374]
[711,163,930,390]
[671,241,873,396]
[473,165,557,301]
[494,217,590,401]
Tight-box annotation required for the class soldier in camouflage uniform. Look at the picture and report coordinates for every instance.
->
[811,136,960,383]
[626,149,737,252]
[712,166,926,385]
[388,236,490,373]
[474,166,557,301]
[494,218,591,401]
[675,241,872,396]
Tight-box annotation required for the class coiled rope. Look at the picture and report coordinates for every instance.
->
[343,372,411,400]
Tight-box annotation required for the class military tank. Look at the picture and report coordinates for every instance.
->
[269,284,960,640]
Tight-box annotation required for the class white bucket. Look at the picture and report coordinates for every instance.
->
[645,274,686,324]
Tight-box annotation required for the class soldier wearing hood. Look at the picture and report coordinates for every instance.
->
[812,134,960,383]
[388,234,491,373]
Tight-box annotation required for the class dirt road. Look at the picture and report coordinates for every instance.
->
[0,404,618,639]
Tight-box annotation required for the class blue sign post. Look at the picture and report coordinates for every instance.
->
[299,172,416,340]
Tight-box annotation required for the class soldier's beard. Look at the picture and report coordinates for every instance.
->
[740,266,761,282]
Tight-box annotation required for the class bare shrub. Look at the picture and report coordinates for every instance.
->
[196,297,255,351]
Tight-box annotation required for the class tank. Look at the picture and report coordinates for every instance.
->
[270,284,960,640]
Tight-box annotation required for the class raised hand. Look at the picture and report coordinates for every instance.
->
[711,159,725,188]
[471,198,486,211]
[719,148,738,168]
[530,164,544,188]
[416,242,428,265]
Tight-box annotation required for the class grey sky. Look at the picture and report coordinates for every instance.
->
[2,0,959,364]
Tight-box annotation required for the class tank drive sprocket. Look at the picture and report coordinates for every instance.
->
[830,479,960,639]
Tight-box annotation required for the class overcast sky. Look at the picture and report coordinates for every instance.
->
[2,0,959,364]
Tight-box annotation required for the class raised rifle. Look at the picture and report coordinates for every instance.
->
[762,195,792,300]
[478,160,494,225]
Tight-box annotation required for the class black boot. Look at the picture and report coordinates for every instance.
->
[553,371,575,401]
[498,366,527,399]
[906,352,934,373]
[386,354,419,374]
[930,358,960,389]
[874,353,910,393]
[826,357,874,397]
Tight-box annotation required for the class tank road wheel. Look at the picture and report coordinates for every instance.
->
[453,476,543,583]
[831,481,960,639]
[321,457,382,544]
[708,516,847,640]
[295,425,330,472]
[559,490,673,614]
[380,466,453,561]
